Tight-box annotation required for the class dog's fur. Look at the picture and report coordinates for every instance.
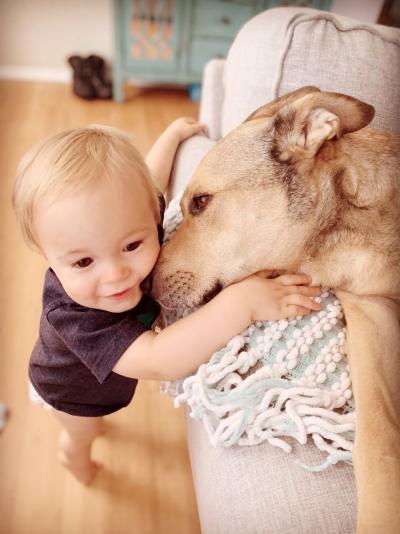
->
[152,87,400,532]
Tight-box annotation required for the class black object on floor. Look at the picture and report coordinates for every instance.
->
[68,55,113,100]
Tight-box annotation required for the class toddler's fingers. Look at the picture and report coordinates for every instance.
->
[284,304,313,318]
[253,269,275,278]
[181,117,203,126]
[276,273,313,286]
[286,285,321,297]
[284,293,321,311]
[191,122,206,133]
[176,116,193,123]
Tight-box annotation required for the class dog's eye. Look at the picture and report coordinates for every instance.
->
[189,194,212,215]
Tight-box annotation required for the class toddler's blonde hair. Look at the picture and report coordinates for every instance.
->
[13,124,161,250]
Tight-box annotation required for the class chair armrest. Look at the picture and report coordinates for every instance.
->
[199,59,226,141]
[168,135,216,201]
[186,411,356,533]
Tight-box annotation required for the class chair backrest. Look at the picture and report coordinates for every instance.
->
[221,7,400,137]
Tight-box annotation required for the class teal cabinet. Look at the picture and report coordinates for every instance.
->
[113,0,332,101]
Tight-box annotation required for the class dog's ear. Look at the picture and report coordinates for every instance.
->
[272,91,375,161]
[244,86,321,123]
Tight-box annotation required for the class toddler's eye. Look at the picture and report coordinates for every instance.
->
[73,257,93,268]
[124,241,142,252]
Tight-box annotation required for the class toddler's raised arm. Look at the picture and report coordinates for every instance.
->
[113,274,321,381]
[145,117,205,192]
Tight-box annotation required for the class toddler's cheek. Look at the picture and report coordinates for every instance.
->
[64,280,95,305]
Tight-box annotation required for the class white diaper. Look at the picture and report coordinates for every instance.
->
[29,381,53,410]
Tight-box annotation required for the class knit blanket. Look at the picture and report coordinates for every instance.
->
[161,195,355,471]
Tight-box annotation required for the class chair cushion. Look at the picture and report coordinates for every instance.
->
[222,7,400,137]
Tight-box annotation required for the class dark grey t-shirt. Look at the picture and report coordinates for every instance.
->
[29,269,161,416]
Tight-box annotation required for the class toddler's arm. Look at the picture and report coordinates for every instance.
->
[113,274,321,381]
[145,117,205,192]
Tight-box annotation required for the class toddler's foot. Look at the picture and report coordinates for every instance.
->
[58,430,101,485]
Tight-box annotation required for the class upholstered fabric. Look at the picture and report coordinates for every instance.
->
[221,7,400,136]
[187,416,356,534]
[199,59,225,141]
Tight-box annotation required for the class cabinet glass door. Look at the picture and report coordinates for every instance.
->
[124,0,181,73]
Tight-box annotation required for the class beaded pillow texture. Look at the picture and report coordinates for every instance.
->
[161,195,355,471]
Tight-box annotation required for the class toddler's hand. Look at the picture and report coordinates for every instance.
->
[168,117,206,142]
[235,273,321,322]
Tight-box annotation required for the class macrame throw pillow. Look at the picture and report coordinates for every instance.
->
[161,195,355,471]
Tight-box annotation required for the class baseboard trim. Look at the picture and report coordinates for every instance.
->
[0,66,71,83]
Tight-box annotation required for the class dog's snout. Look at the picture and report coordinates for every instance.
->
[151,267,196,309]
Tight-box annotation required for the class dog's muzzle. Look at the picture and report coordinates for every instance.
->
[151,263,224,309]
[151,267,195,309]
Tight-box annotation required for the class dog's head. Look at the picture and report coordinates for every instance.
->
[152,86,381,308]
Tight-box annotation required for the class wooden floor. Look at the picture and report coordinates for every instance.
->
[0,81,201,534]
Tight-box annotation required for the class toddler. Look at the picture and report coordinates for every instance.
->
[13,118,321,485]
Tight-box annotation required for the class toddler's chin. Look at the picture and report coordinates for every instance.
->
[128,287,143,308]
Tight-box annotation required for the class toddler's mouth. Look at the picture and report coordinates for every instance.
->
[109,287,133,299]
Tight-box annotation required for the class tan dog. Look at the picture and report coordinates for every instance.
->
[152,87,400,533]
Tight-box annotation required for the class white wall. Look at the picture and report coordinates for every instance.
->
[0,0,388,82]
[0,0,113,81]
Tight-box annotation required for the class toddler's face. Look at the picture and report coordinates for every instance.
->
[34,177,161,313]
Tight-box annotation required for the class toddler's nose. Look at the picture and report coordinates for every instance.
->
[103,260,130,284]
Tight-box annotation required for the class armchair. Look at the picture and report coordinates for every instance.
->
[169,7,400,533]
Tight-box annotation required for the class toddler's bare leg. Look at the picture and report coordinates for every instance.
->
[53,410,104,485]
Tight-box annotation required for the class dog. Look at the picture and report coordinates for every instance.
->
[152,86,400,532]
